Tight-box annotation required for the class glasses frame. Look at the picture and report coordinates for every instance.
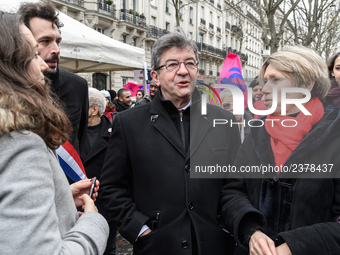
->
[155,59,199,72]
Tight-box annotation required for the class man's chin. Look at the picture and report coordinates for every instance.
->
[43,67,57,77]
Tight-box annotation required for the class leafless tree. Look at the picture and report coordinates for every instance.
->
[283,0,340,60]
[169,0,199,27]
[255,0,301,53]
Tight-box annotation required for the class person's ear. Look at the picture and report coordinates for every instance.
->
[305,81,315,92]
[92,105,100,115]
[151,70,161,88]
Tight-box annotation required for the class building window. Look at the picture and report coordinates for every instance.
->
[150,0,157,6]
[166,22,170,32]
[122,77,127,86]
[151,16,156,26]
[121,0,126,9]
[189,7,193,24]
[199,33,204,43]
[132,0,138,12]
[133,37,138,47]
[165,0,170,13]
[94,27,105,34]
[122,34,127,43]
[199,59,205,70]
[93,73,107,90]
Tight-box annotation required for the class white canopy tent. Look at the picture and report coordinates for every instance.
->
[0,0,145,72]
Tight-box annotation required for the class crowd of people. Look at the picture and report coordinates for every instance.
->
[1,1,340,255]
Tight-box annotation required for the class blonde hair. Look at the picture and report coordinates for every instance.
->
[259,46,330,100]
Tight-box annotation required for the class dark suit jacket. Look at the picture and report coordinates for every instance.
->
[81,115,112,180]
[99,89,241,255]
[50,68,89,154]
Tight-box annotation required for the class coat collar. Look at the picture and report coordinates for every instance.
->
[250,108,340,167]
[149,88,212,158]
[82,115,112,162]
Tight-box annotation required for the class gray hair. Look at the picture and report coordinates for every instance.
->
[151,27,199,70]
[88,87,106,116]
[219,89,233,101]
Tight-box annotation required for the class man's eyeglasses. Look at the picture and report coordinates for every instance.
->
[222,102,233,111]
[155,60,198,72]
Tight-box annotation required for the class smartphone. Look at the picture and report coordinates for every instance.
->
[89,177,97,199]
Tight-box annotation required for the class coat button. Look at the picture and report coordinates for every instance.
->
[184,164,190,172]
[188,203,194,210]
[182,240,189,249]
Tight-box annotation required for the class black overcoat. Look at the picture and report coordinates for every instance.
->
[81,115,112,180]
[221,108,340,255]
[50,68,89,154]
[99,89,241,255]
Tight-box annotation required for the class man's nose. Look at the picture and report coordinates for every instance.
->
[176,62,189,75]
[51,42,60,55]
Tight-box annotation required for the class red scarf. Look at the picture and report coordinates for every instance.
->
[265,97,324,168]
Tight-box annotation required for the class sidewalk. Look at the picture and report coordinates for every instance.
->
[116,233,133,255]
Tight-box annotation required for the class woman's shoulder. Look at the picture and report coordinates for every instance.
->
[1,131,46,150]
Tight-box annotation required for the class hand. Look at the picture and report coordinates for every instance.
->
[78,193,98,213]
[70,178,99,207]
[276,243,292,255]
[140,228,151,237]
[249,230,278,255]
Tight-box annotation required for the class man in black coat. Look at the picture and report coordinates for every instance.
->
[19,1,88,155]
[81,87,115,255]
[112,88,132,112]
[99,29,241,255]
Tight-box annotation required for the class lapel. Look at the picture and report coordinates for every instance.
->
[150,92,186,157]
[189,100,212,158]
[85,137,108,161]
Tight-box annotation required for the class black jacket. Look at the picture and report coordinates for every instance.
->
[112,99,130,112]
[81,115,112,180]
[50,68,89,154]
[99,89,241,255]
[221,108,340,255]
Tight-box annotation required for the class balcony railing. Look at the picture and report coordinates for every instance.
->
[240,53,248,61]
[60,0,84,7]
[231,25,243,37]
[247,11,262,27]
[120,9,146,28]
[98,1,116,18]
[147,25,169,38]
[196,42,227,58]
